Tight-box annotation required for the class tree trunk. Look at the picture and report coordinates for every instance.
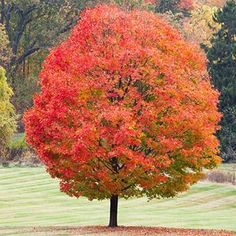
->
[108,195,118,227]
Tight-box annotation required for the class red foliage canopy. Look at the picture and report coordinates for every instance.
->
[24,5,221,200]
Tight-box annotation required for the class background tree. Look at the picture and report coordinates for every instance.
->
[0,67,16,159]
[0,0,86,73]
[155,0,194,36]
[109,0,155,10]
[206,0,236,162]
[0,23,11,68]
[24,5,221,227]
[183,4,221,47]
[155,0,193,14]
[0,0,97,130]
[195,0,227,7]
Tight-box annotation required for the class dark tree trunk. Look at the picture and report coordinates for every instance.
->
[108,195,118,227]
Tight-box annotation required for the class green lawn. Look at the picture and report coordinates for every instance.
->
[0,167,236,231]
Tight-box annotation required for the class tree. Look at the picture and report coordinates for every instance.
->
[0,0,95,124]
[24,4,221,227]
[183,4,221,47]
[196,0,227,7]
[0,0,87,74]
[155,0,193,14]
[0,23,11,68]
[205,0,236,162]
[109,0,155,10]
[154,0,194,32]
[0,67,16,158]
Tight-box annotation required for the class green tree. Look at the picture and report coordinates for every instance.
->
[0,0,94,125]
[0,0,88,77]
[0,67,16,158]
[206,0,236,162]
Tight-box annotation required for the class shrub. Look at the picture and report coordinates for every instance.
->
[8,133,27,160]
[206,170,236,185]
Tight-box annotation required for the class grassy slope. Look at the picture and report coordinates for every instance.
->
[0,167,235,231]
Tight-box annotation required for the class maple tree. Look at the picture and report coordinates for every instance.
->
[24,4,221,227]
[178,0,193,10]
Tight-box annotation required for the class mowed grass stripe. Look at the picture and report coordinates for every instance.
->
[0,172,47,179]
[2,183,234,209]
[0,167,236,230]
[0,167,45,174]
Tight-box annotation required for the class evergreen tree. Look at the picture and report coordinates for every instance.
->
[206,0,236,162]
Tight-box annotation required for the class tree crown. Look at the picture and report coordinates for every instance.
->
[24,4,221,200]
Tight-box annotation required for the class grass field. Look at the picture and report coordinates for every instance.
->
[0,167,236,233]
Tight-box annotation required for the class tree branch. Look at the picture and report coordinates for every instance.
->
[15,47,41,65]
[121,182,135,191]
[100,159,118,174]
[4,4,13,34]
[12,5,37,55]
